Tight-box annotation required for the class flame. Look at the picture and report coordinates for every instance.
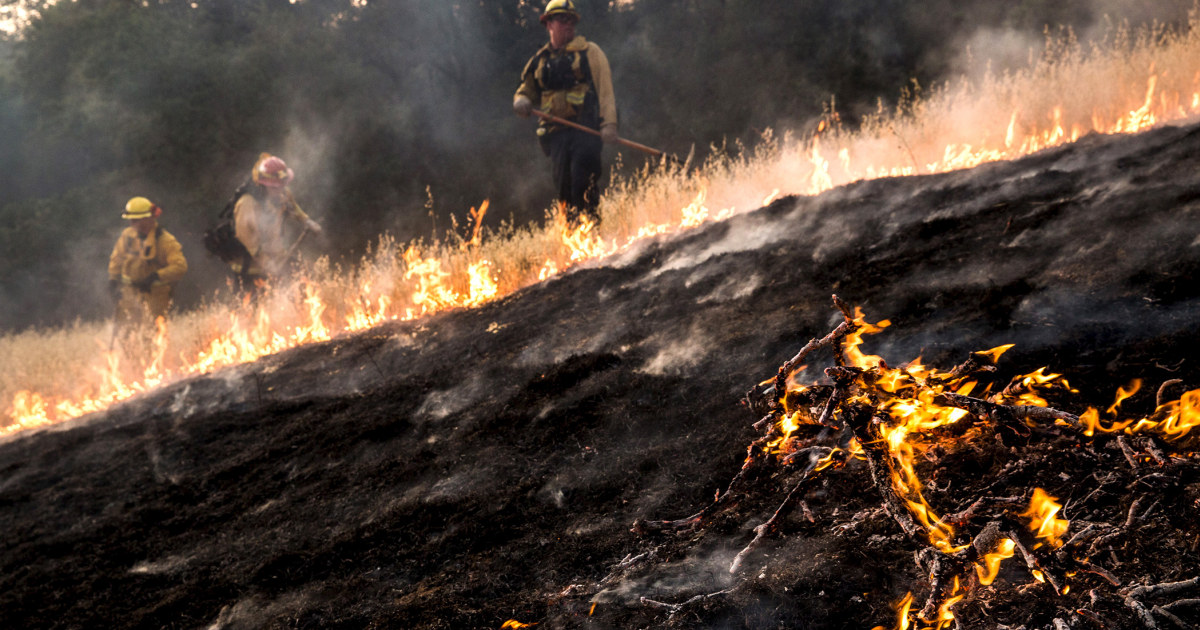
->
[975,344,1014,363]
[466,260,499,306]
[1106,379,1142,415]
[1021,488,1069,549]
[894,592,915,630]
[934,577,964,629]
[1078,385,1200,440]
[12,25,1200,436]
[1135,388,1200,438]
[974,538,1016,586]
[773,299,1200,630]
[500,621,537,629]
[466,200,489,250]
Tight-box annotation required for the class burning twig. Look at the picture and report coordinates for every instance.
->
[935,391,1081,431]
[1005,528,1064,594]
[622,296,1200,629]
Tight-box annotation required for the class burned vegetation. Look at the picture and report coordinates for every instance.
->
[608,296,1200,630]
[5,122,1200,630]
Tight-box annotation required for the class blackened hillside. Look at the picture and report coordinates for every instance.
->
[3,121,1200,629]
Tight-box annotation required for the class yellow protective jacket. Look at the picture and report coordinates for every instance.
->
[516,35,617,133]
[233,190,312,277]
[107,224,188,288]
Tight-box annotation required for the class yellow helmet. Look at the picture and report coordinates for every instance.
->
[122,196,159,220]
[540,0,580,24]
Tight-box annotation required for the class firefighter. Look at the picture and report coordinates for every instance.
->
[231,153,323,295]
[513,0,619,226]
[107,196,188,360]
[108,196,188,323]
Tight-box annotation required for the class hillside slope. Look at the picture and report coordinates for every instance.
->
[3,121,1200,629]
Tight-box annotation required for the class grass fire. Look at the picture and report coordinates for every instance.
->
[7,15,1200,437]
[4,6,1200,630]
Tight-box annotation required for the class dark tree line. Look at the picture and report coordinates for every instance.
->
[0,0,1192,331]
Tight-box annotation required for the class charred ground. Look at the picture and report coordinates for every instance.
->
[4,122,1200,629]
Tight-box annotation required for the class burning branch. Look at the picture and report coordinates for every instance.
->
[624,295,1200,629]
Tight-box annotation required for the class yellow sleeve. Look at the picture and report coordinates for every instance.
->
[233,195,260,257]
[284,192,311,224]
[108,230,129,280]
[155,230,188,284]
[587,43,617,129]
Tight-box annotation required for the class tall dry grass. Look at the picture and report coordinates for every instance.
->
[5,14,1200,430]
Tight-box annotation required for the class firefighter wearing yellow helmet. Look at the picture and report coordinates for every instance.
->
[230,153,323,295]
[513,0,619,226]
[107,196,188,327]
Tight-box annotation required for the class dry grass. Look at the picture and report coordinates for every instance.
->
[6,15,1200,428]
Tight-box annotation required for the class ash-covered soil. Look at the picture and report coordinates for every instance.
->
[5,121,1200,630]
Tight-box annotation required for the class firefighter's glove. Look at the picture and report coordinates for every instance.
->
[131,272,159,292]
[513,96,533,118]
[600,124,619,145]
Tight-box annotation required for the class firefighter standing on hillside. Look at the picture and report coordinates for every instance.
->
[107,196,188,358]
[230,153,323,297]
[513,0,619,226]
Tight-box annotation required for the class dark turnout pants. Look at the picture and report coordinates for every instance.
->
[545,126,603,225]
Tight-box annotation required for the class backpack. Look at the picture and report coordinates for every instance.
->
[203,180,255,265]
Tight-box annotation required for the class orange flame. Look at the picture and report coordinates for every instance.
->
[11,32,1200,437]
[1021,488,1069,549]
[1106,379,1143,415]
[974,537,1016,586]
[894,592,915,630]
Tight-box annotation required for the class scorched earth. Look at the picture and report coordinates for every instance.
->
[4,120,1200,630]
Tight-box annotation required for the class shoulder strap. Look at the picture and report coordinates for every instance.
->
[219,178,255,220]
[575,47,592,84]
[522,45,551,82]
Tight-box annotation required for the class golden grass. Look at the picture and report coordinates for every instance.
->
[5,14,1200,429]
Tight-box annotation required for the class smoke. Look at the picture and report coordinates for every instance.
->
[639,324,711,376]
[129,552,194,577]
[593,544,738,607]
[949,0,1195,82]
[203,592,314,630]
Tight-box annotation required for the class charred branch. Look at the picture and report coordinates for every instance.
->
[633,436,775,535]
[1150,605,1193,630]
[945,497,1025,528]
[842,406,929,545]
[934,392,1081,431]
[1119,435,1145,469]
[924,351,1001,388]
[1158,379,1185,407]
[630,296,1200,629]
[640,588,734,621]
[1125,577,1200,601]
[728,450,833,574]
[1005,529,1064,594]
